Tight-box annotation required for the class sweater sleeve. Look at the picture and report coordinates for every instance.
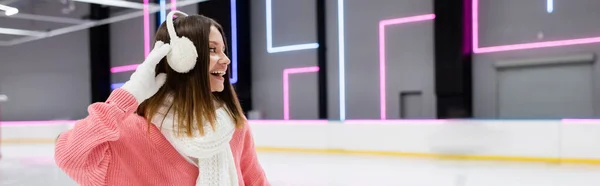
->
[240,124,271,186]
[54,89,138,186]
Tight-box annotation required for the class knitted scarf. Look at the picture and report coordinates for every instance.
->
[151,99,238,186]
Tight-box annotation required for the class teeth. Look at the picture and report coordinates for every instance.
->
[210,71,226,75]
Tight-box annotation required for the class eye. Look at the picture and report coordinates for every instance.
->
[209,47,216,53]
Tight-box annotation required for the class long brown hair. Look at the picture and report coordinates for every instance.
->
[137,14,245,137]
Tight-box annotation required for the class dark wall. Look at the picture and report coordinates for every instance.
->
[198,0,253,114]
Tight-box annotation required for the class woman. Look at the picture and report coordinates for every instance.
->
[55,11,269,186]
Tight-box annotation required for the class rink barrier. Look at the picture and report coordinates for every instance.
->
[3,139,600,165]
[254,147,593,164]
[3,119,600,165]
[5,140,600,165]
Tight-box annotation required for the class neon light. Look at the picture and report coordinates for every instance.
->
[0,4,18,16]
[336,0,433,120]
[21,157,56,165]
[283,66,320,120]
[547,0,553,13]
[0,120,76,126]
[0,119,453,126]
[476,36,600,53]
[338,0,345,121]
[265,0,319,53]
[8,119,600,126]
[379,14,436,120]
[230,0,238,83]
[111,64,138,73]
[248,120,329,125]
[473,0,600,53]
[472,0,480,53]
[111,0,238,84]
[143,0,150,57]
[561,119,600,124]
[159,0,166,23]
[109,0,152,73]
[111,82,125,90]
[344,119,448,125]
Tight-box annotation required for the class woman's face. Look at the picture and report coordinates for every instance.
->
[207,25,230,92]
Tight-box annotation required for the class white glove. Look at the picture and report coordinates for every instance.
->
[121,41,170,105]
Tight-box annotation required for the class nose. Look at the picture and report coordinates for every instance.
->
[219,54,231,65]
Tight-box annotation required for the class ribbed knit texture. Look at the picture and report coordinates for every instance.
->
[55,89,270,186]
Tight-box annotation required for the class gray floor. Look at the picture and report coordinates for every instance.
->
[3,144,600,186]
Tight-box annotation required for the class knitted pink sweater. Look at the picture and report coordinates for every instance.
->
[55,89,270,186]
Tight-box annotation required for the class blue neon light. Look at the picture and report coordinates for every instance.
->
[265,0,319,53]
[111,82,125,90]
[113,0,238,87]
[230,0,238,84]
[338,0,345,121]
[159,0,166,23]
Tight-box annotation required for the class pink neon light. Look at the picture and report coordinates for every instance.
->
[345,119,448,125]
[379,14,436,120]
[21,157,56,165]
[561,119,600,124]
[112,0,155,73]
[0,120,76,126]
[1,119,455,126]
[248,120,329,125]
[476,36,600,53]
[472,0,479,52]
[1,119,328,125]
[283,66,320,120]
[1,119,330,126]
[12,119,600,126]
[111,64,139,73]
[113,0,175,73]
[473,0,600,53]
[143,0,150,57]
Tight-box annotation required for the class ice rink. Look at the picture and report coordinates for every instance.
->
[3,0,600,185]
[3,144,600,186]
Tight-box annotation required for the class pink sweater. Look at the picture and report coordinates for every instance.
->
[55,89,270,186]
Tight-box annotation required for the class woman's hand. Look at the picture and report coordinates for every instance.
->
[121,41,171,105]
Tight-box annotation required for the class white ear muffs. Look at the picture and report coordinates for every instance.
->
[165,10,198,73]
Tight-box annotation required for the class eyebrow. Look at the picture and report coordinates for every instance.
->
[209,41,222,46]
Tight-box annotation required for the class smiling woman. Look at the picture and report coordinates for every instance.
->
[54,11,270,186]
[141,12,244,137]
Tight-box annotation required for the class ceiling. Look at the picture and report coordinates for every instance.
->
[1,0,142,19]
[0,0,207,46]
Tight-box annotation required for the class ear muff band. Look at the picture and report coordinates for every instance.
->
[166,11,188,40]
[165,10,198,73]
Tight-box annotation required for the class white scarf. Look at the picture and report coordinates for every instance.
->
[151,100,239,186]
